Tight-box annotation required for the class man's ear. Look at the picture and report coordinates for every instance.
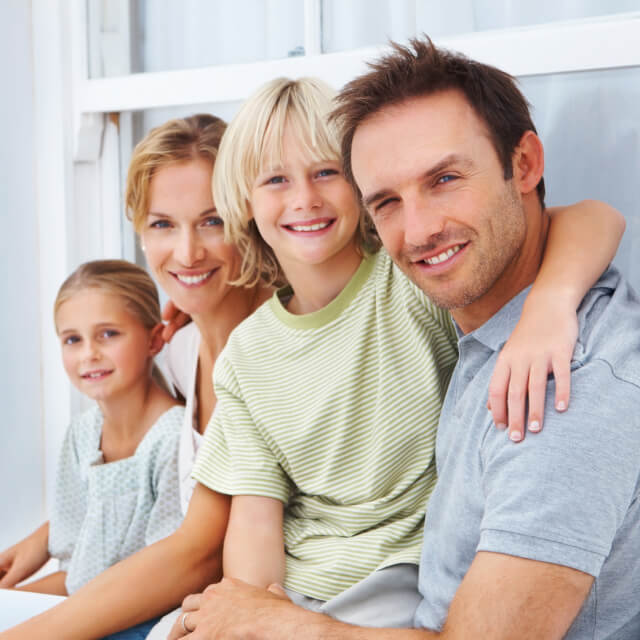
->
[512,131,544,196]
[149,322,166,356]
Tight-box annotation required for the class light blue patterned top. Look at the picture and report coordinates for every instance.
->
[48,404,185,594]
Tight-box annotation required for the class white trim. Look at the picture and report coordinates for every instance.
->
[32,0,74,509]
[76,13,640,114]
[304,0,322,56]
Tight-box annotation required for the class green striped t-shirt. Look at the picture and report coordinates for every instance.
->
[192,249,458,601]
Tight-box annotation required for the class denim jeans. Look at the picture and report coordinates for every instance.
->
[102,616,162,640]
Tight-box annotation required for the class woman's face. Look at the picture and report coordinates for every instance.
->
[140,157,242,317]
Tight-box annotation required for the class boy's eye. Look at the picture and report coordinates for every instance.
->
[266,175,286,185]
[316,168,339,179]
[203,216,223,227]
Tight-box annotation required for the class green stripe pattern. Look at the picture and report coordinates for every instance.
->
[193,249,458,600]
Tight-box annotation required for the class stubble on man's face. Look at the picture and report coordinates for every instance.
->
[398,179,527,311]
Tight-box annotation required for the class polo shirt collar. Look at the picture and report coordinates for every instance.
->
[455,285,532,353]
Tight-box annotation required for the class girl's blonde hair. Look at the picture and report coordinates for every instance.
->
[125,114,227,233]
[54,259,168,391]
[213,77,380,288]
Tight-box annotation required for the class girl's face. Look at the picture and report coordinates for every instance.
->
[140,157,242,317]
[250,126,361,278]
[56,289,157,403]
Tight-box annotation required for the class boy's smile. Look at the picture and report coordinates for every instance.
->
[250,126,361,282]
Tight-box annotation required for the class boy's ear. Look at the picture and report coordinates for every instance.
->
[149,323,166,356]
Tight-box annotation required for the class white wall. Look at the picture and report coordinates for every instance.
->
[0,0,45,547]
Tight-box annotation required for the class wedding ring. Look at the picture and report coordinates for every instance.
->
[180,611,191,634]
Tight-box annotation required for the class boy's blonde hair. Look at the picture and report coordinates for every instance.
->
[213,77,380,288]
[125,114,226,233]
[54,259,168,391]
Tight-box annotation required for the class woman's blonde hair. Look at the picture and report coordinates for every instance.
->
[125,114,226,233]
[213,77,380,288]
[54,259,168,391]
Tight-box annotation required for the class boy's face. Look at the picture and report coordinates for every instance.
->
[250,125,361,281]
[351,90,526,312]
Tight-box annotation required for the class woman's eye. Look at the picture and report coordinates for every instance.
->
[149,219,172,229]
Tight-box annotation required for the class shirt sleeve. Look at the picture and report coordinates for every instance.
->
[478,360,640,577]
[48,416,90,572]
[192,353,292,503]
[145,410,185,545]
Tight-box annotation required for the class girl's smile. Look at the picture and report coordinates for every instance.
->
[55,289,156,403]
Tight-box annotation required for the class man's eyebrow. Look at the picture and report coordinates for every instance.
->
[362,153,473,209]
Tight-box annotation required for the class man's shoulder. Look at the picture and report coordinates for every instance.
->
[575,266,640,389]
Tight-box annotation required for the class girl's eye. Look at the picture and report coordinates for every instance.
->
[149,219,172,229]
[100,329,119,339]
[63,335,80,346]
[203,216,223,227]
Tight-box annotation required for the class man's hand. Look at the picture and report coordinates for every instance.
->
[168,578,296,639]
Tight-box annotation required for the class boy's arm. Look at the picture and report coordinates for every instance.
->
[489,199,625,441]
[0,484,229,640]
[223,495,285,587]
[0,522,50,588]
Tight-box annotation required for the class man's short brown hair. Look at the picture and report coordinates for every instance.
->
[333,36,545,206]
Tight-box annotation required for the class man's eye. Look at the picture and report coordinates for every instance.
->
[437,174,457,184]
[375,197,397,213]
[149,219,172,229]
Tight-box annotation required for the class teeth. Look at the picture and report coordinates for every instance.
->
[84,371,109,379]
[176,271,212,285]
[289,221,331,232]
[426,244,462,265]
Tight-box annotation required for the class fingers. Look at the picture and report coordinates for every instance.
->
[181,592,203,612]
[551,354,571,413]
[505,364,527,443]
[488,358,510,432]
[0,564,21,588]
[525,361,549,435]
[266,583,289,600]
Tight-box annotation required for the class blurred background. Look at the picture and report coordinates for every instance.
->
[2,0,639,548]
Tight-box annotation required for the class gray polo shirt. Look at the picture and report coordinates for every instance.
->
[415,267,640,638]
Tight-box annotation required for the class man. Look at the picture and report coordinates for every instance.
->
[170,38,640,639]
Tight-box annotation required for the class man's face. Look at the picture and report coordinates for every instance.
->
[351,90,526,311]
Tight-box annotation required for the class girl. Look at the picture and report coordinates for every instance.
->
[17,259,184,597]
[171,76,626,635]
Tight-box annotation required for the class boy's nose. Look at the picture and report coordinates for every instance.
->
[292,181,322,212]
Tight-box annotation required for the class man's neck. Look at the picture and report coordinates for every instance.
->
[452,206,550,334]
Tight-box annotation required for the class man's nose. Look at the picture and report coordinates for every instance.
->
[403,196,446,248]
